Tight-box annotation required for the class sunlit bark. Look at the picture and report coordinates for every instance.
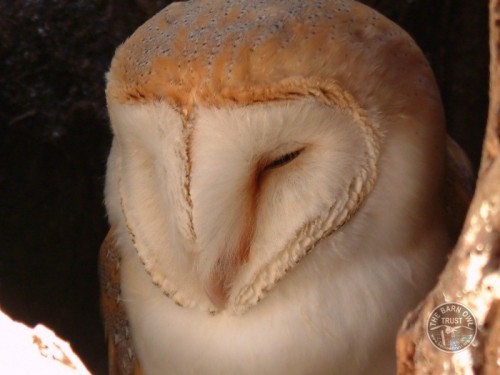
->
[396,1,500,373]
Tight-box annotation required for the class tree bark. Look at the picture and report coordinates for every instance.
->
[396,1,500,373]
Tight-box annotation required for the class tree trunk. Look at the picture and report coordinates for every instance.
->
[396,1,500,373]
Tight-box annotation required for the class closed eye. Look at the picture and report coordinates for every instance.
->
[264,148,304,170]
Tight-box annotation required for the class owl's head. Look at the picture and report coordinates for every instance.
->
[105,0,446,314]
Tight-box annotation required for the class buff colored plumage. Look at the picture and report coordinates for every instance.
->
[100,1,471,374]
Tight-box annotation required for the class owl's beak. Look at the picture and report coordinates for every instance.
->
[205,271,228,310]
[202,227,253,309]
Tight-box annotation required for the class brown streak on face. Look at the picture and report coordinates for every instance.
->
[206,165,261,308]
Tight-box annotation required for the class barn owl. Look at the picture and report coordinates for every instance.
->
[100,0,472,374]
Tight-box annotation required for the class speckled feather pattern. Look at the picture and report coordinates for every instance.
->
[107,0,440,122]
[99,230,141,375]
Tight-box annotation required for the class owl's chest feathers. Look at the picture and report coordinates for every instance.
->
[119,211,447,375]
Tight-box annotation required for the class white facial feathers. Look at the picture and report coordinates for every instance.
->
[191,100,371,308]
[106,98,379,312]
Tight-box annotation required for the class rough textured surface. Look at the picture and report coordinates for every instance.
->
[0,1,489,374]
[396,0,500,372]
[0,309,91,374]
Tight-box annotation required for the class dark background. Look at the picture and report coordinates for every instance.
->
[0,1,489,374]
